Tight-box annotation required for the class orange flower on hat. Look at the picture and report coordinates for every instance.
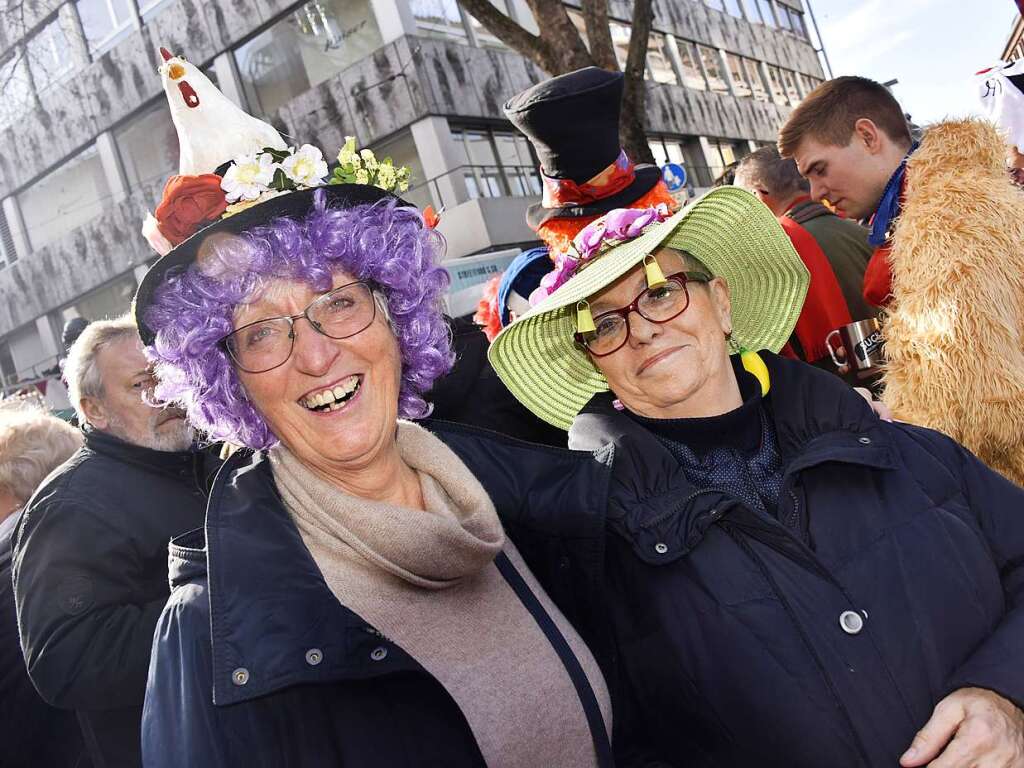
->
[155,174,229,246]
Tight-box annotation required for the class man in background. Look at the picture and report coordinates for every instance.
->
[13,315,211,767]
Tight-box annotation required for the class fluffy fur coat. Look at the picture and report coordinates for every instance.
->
[882,119,1024,486]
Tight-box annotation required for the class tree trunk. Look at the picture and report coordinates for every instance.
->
[620,0,656,165]
[457,0,657,164]
[580,0,619,72]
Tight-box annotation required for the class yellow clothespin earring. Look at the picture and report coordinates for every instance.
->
[576,300,596,334]
[643,255,667,288]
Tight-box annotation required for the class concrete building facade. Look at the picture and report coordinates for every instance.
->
[0,0,826,405]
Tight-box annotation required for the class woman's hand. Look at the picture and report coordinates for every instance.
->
[900,687,1024,767]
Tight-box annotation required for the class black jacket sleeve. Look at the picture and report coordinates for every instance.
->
[904,426,1024,708]
[12,496,166,709]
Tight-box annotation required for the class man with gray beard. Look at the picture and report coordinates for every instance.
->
[12,315,211,768]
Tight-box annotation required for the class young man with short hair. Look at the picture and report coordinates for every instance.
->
[780,76,1024,504]
[778,76,914,308]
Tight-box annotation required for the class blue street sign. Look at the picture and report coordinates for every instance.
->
[662,162,687,192]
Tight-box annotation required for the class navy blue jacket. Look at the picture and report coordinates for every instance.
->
[141,442,612,767]
[559,354,1024,767]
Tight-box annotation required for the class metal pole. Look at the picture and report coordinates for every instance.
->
[804,0,834,79]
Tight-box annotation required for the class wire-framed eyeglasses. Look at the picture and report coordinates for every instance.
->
[220,281,378,373]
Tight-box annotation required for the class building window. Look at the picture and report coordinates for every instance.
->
[787,8,808,38]
[139,0,175,21]
[775,2,792,32]
[646,34,679,85]
[17,145,111,253]
[723,0,745,17]
[371,130,431,209]
[697,45,729,94]
[0,206,16,266]
[744,58,768,101]
[58,273,138,325]
[0,55,33,131]
[705,138,747,182]
[449,126,539,200]
[765,64,788,105]
[780,68,801,105]
[648,135,708,188]
[0,340,15,387]
[609,20,632,71]
[27,17,73,93]
[411,0,468,41]
[724,53,750,97]
[76,0,134,55]
[235,0,383,118]
[116,100,180,192]
[756,0,776,26]
[676,41,707,91]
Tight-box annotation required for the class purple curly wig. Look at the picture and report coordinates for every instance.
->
[144,191,454,450]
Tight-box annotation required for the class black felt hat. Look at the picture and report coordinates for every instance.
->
[504,67,662,228]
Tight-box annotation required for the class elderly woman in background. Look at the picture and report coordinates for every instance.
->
[136,181,612,767]
[488,187,1024,767]
[0,404,87,768]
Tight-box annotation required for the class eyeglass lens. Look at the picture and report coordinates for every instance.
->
[580,278,691,356]
[225,282,376,373]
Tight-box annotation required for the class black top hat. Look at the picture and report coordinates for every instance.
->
[504,67,662,228]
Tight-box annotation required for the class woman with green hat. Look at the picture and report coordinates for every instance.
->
[489,187,1024,767]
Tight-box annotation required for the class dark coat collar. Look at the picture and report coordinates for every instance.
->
[84,428,202,476]
[170,451,426,706]
[568,353,898,562]
[169,421,613,707]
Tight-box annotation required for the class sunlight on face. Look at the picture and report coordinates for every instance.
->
[587,248,738,420]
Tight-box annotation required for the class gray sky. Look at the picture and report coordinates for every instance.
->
[808,0,1018,124]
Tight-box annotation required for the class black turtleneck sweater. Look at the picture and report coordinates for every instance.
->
[626,356,786,518]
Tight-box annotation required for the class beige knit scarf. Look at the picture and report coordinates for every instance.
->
[269,421,610,768]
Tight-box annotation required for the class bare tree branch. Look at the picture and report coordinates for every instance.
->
[521,0,592,70]
[580,0,618,72]
[619,0,655,164]
[456,0,557,70]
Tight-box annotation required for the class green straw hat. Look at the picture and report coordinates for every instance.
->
[487,186,809,430]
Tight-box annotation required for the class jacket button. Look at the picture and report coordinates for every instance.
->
[858,436,872,445]
[370,646,388,661]
[232,667,250,686]
[305,648,323,666]
[839,610,865,635]
[654,542,668,554]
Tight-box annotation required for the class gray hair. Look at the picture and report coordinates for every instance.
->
[0,403,82,503]
[64,314,140,425]
[734,146,809,199]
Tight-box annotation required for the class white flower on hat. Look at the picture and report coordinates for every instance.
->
[222,152,276,202]
[281,144,328,188]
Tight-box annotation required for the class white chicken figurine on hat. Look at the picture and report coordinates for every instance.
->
[157,47,287,174]
[141,47,291,255]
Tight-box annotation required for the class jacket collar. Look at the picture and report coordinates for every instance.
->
[180,421,613,707]
[84,427,202,477]
[568,353,898,561]
[181,450,427,706]
[869,142,919,247]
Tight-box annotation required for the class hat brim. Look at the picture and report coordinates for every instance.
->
[134,184,408,346]
[488,187,810,430]
[526,165,664,229]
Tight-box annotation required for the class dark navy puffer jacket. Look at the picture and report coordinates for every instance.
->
[560,353,1024,767]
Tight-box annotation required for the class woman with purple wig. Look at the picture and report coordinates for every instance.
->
[134,59,612,768]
